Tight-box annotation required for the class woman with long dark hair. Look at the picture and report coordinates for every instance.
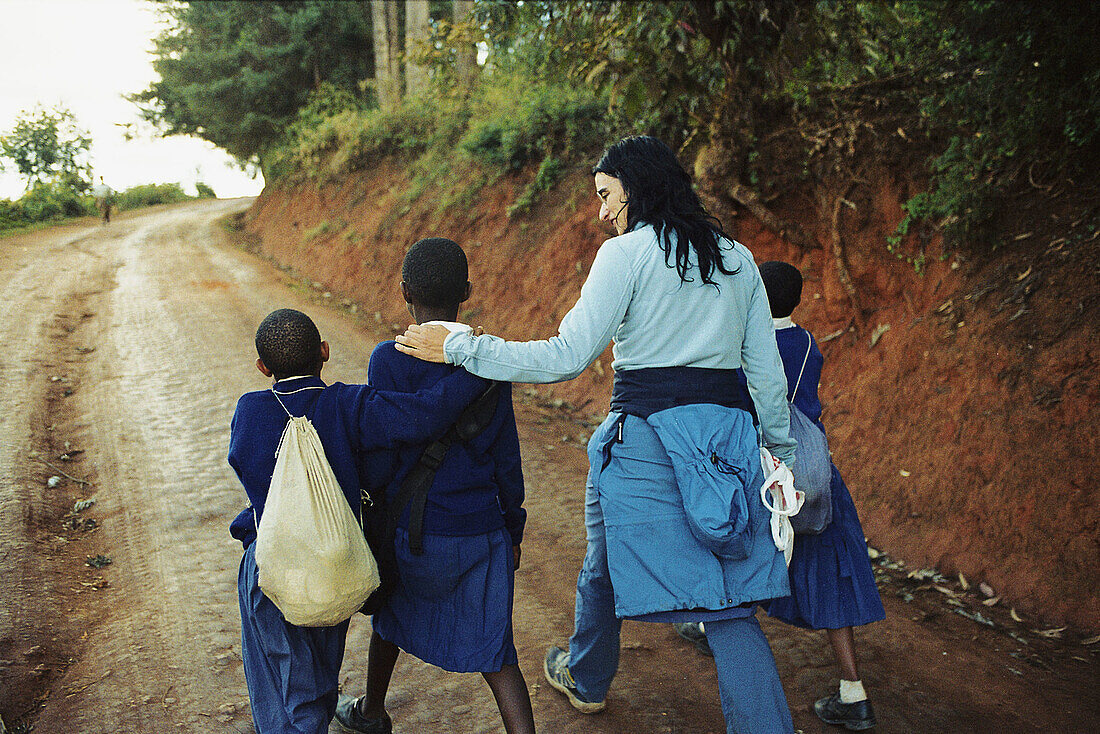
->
[396,135,797,733]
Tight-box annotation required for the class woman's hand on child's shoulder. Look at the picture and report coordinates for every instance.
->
[395,323,451,362]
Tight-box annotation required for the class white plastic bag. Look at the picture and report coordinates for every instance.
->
[759,447,804,566]
[255,412,380,626]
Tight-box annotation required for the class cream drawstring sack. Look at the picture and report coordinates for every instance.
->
[759,447,804,566]
[254,391,380,626]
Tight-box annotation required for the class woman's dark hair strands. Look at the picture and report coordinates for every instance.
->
[592,136,738,286]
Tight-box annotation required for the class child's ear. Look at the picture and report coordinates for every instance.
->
[401,281,412,304]
[461,281,471,303]
[319,340,330,364]
[256,358,273,377]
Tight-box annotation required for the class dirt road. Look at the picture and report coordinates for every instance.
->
[1,201,1096,733]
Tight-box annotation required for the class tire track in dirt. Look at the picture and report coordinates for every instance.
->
[29,204,266,733]
[0,222,121,728]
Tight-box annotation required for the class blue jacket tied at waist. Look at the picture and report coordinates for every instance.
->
[590,398,789,618]
[646,405,756,560]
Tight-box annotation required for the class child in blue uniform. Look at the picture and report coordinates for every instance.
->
[228,308,489,734]
[754,262,886,730]
[677,261,885,731]
[335,238,535,734]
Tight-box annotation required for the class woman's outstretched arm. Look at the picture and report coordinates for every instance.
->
[396,237,636,383]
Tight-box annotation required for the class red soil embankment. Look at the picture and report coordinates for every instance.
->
[242,161,1099,629]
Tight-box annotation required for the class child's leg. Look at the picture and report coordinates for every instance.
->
[238,544,348,733]
[359,630,400,718]
[816,626,875,727]
[827,626,860,682]
[483,663,536,734]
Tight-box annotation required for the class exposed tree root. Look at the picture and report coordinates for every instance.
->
[727,181,820,252]
[827,181,865,333]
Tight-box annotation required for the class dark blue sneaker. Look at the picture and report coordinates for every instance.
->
[814,693,877,731]
[333,694,392,734]
[543,646,606,713]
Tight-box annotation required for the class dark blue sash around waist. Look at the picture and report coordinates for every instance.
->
[610,366,753,419]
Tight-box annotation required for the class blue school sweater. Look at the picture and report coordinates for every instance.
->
[228,371,488,549]
[362,341,526,546]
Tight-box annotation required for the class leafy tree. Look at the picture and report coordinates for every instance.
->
[471,2,904,164]
[474,0,1099,254]
[0,106,93,192]
[896,0,1100,247]
[132,0,375,165]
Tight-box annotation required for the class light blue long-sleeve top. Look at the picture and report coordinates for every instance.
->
[443,223,796,464]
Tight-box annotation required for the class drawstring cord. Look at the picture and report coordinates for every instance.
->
[254,384,326,532]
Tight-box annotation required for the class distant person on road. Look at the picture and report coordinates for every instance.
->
[335,237,534,734]
[394,136,798,734]
[227,308,489,734]
[677,262,886,731]
[92,176,113,225]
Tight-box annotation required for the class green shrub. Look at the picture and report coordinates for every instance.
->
[0,198,30,230]
[459,77,606,171]
[114,183,191,211]
[303,220,333,241]
[194,181,216,199]
[271,103,442,183]
[508,154,565,217]
[268,68,607,195]
[20,181,93,221]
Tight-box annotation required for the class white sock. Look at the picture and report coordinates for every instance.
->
[839,679,867,704]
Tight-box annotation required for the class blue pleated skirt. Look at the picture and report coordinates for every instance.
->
[371,527,518,673]
[767,463,886,629]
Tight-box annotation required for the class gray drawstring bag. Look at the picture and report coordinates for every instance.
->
[787,333,833,534]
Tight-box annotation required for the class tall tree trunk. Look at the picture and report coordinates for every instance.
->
[371,0,402,108]
[404,1,431,97]
[453,0,477,89]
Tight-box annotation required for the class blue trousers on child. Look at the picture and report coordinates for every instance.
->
[238,543,349,734]
[566,448,795,734]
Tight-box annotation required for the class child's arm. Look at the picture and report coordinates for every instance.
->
[358,343,401,491]
[491,386,527,549]
[227,395,263,506]
[367,342,398,389]
[341,368,490,451]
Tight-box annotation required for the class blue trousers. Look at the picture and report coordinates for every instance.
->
[238,543,349,734]
[567,443,794,734]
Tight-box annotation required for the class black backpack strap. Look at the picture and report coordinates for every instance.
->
[394,381,502,555]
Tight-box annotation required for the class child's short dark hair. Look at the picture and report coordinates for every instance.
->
[401,238,468,308]
[758,261,803,318]
[255,308,322,379]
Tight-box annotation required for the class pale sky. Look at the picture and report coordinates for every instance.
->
[0,0,265,199]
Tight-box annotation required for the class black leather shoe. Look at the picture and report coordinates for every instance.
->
[334,694,392,734]
[814,693,876,730]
